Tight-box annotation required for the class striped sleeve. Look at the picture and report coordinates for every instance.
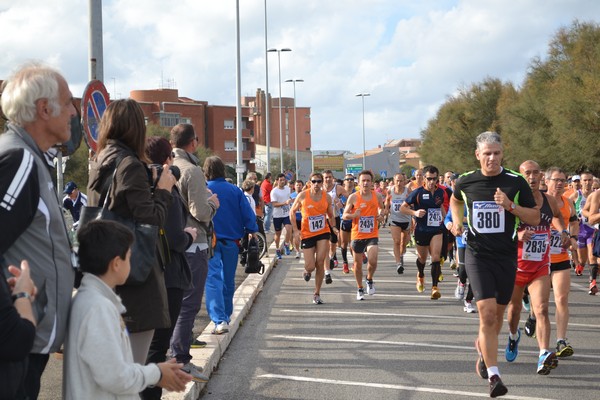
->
[0,148,39,255]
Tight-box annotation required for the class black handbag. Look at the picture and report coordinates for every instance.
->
[78,162,160,286]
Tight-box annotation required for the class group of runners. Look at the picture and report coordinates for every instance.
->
[264,131,598,398]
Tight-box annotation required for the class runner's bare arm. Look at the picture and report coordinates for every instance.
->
[342,193,358,220]
[450,195,465,236]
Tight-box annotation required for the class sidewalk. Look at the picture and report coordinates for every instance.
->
[163,233,278,400]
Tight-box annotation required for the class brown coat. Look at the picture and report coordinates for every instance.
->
[87,139,172,332]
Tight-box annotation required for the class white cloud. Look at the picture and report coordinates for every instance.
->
[1,0,598,153]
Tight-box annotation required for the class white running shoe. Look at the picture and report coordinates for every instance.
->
[356,288,365,300]
[366,280,375,295]
[463,301,476,313]
[455,282,465,300]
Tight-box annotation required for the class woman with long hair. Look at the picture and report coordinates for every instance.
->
[87,99,176,364]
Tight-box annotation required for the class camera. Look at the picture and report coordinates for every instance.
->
[148,164,180,189]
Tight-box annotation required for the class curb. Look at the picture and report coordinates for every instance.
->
[163,239,279,400]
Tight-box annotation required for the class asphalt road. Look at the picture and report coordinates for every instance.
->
[199,226,600,400]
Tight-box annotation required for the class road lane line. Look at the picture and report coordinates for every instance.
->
[257,373,555,399]
[278,308,600,329]
[269,334,600,360]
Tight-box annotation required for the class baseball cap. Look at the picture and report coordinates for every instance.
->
[571,175,581,182]
[63,181,77,194]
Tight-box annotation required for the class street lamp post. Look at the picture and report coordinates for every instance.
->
[356,93,370,170]
[285,78,303,178]
[268,48,291,173]
[263,0,271,173]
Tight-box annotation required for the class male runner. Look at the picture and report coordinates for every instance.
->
[386,173,412,274]
[581,188,600,294]
[545,167,579,355]
[339,174,357,274]
[342,170,385,300]
[323,170,347,279]
[450,132,539,398]
[401,165,447,299]
[289,173,337,304]
[504,160,568,375]
[270,173,293,259]
[570,172,596,278]
[290,180,305,259]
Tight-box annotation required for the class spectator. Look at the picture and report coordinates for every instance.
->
[204,156,258,334]
[0,260,37,399]
[62,181,87,222]
[169,123,218,377]
[87,99,175,365]
[141,137,208,399]
[64,220,191,399]
[261,172,274,232]
[0,62,76,398]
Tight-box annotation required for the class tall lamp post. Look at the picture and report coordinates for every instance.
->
[263,0,271,173]
[285,78,303,178]
[356,93,370,170]
[268,47,291,173]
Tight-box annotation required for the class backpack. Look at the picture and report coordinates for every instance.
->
[244,236,264,274]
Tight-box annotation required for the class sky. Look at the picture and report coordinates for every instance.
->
[1,0,599,154]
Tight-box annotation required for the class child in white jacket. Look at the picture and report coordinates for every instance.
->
[63,220,191,399]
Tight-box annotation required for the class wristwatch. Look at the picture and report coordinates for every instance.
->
[509,202,516,212]
[11,292,31,303]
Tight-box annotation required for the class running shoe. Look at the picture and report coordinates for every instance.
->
[455,282,465,300]
[276,249,282,260]
[342,262,350,274]
[356,288,365,300]
[589,279,598,295]
[450,261,457,270]
[329,258,335,270]
[333,258,339,268]
[489,374,508,398]
[295,251,301,259]
[556,339,574,358]
[505,329,521,362]
[325,273,333,285]
[438,272,444,281]
[284,243,291,255]
[396,263,404,274]
[431,286,441,300]
[464,301,476,313]
[362,254,368,265]
[524,315,536,338]
[575,264,584,276]
[181,362,209,383]
[399,254,404,268]
[303,271,311,282]
[313,294,324,305]
[366,279,375,295]
[416,276,425,293]
[522,294,531,312]
[475,338,488,379]
[537,351,558,375]
[212,321,229,335]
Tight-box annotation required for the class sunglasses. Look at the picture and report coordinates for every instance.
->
[311,179,323,184]
[344,178,355,181]
[425,177,438,181]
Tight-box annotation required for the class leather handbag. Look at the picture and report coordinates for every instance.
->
[78,162,159,286]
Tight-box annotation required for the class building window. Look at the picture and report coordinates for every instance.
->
[180,117,192,124]
[157,112,180,127]
[224,140,236,151]
[224,119,234,129]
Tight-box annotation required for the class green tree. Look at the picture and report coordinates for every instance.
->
[270,151,296,175]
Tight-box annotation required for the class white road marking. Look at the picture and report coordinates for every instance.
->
[257,373,555,399]
[279,308,600,329]
[269,334,600,360]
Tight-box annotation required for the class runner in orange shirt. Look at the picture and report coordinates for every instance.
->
[342,170,386,300]
[289,172,337,304]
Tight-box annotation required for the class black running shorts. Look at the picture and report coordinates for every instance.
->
[465,248,517,305]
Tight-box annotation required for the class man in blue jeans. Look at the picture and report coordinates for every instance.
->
[261,172,274,232]
[204,156,258,333]
[169,124,219,380]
